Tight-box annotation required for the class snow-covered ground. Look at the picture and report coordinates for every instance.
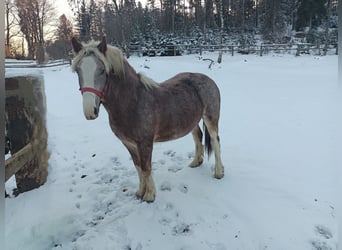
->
[5,53,340,250]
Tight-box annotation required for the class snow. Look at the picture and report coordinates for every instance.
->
[5,53,340,250]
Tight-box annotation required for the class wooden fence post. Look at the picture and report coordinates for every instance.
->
[260,45,263,56]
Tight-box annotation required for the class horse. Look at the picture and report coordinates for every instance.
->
[71,37,224,202]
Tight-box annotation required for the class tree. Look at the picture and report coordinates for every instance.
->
[260,0,287,43]
[46,14,73,59]
[15,0,55,60]
[56,14,73,41]
[295,0,326,30]
[78,0,91,41]
[5,0,21,57]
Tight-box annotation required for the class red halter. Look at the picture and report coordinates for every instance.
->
[80,80,108,99]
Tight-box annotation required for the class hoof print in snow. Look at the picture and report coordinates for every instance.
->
[158,159,166,165]
[164,150,176,157]
[187,151,195,159]
[315,225,333,239]
[71,230,86,242]
[75,202,80,209]
[111,156,121,166]
[178,184,188,193]
[172,223,191,235]
[164,202,174,211]
[168,165,183,173]
[160,181,172,191]
[86,215,105,227]
[53,243,62,248]
[159,216,172,225]
[310,240,333,250]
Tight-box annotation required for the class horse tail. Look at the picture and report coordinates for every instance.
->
[203,122,212,158]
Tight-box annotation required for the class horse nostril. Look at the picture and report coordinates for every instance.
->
[94,107,98,116]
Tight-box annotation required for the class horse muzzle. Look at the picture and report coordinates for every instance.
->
[82,92,101,120]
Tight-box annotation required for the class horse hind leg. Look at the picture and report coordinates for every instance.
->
[203,116,224,179]
[189,125,204,168]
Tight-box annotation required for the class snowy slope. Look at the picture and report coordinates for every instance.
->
[5,53,340,250]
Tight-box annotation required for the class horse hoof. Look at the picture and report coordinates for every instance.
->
[189,159,203,168]
[214,167,224,179]
[135,190,144,200]
[214,173,224,179]
[142,192,155,203]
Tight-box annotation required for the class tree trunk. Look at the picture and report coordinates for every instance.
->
[6,1,11,56]
[323,0,331,56]
[217,0,224,63]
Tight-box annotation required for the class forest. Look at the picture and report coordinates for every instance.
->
[5,0,339,60]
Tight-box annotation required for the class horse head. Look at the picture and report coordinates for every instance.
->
[71,37,108,120]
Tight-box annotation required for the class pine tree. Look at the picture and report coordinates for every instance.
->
[56,14,73,42]
[295,0,327,30]
[260,0,287,43]
[46,14,74,59]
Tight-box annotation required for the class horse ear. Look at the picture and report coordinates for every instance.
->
[71,37,82,54]
[97,36,107,55]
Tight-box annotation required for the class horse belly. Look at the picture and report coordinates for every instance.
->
[154,99,203,142]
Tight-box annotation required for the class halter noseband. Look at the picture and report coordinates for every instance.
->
[80,79,108,99]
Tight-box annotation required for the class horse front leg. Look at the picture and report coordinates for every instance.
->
[123,143,150,201]
[136,141,156,202]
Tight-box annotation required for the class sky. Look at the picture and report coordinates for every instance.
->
[56,0,148,20]
[57,0,75,20]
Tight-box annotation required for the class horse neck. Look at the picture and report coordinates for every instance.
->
[105,58,141,104]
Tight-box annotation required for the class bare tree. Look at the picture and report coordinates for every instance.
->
[15,0,55,60]
[5,0,21,57]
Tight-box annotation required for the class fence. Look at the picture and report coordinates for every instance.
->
[5,59,70,69]
[128,43,338,57]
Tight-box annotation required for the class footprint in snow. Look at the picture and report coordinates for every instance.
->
[111,156,121,166]
[178,183,188,193]
[160,180,172,191]
[187,151,195,159]
[172,223,192,236]
[310,225,334,250]
[168,164,183,173]
[315,225,333,239]
[164,150,176,157]
[310,240,333,250]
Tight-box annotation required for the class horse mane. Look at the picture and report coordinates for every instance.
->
[138,72,160,89]
[72,40,159,90]
[71,40,125,78]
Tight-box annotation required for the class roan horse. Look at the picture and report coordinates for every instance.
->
[71,37,224,202]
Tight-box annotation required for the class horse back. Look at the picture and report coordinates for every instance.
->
[153,73,220,142]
